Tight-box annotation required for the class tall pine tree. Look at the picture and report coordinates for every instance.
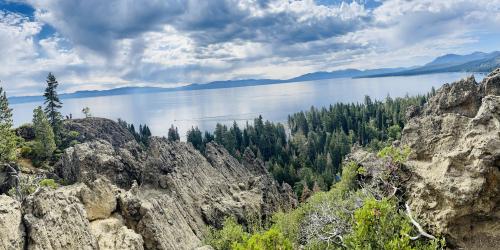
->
[167,125,180,142]
[43,73,63,145]
[0,85,17,163]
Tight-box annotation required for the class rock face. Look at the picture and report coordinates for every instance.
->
[0,195,25,249]
[23,187,99,250]
[401,70,500,248]
[21,178,143,250]
[64,118,136,147]
[47,118,296,249]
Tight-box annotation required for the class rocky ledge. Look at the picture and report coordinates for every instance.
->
[1,118,297,250]
[401,69,500,248]
[349,69,500,249]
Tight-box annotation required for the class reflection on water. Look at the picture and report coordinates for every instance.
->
[11,73,482,138]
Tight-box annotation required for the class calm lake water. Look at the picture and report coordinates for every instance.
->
[11,73,484,139]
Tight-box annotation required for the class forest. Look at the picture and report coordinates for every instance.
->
[1,71,434,201]
[187,92,434,198]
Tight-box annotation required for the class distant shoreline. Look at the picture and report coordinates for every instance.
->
[9,71,488,105]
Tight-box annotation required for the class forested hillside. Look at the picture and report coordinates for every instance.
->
[188,91,434,197]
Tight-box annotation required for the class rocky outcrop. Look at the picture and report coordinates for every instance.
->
[401,70,500,248]
[64,118,136,147]
[37,118,296,249]
[20,178,143,250]
[23,187,98,250]
[0,195,25,249]
[90,213,144,250]
[55,139,142,188]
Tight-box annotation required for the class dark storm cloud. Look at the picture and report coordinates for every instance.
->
[28,0,188,55]
[26,0,368,55]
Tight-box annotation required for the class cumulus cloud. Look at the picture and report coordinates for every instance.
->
[0,0,500,95]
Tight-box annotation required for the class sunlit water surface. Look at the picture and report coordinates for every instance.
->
[11,73,484,139]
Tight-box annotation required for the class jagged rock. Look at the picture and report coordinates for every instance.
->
[0,195,25,249]
[55,140,142,188]
[62,178,118,221]
[64,117,136,147]
[52,119,296,249]
[482,68,500,96]
[23,187,98,250]
[90,213,143,250]
[0,163,19,195]
[423,75,482,118]
[120,192,202,250]
[81,178,118,220]
[401,70,500,248]
[405,105,420,120]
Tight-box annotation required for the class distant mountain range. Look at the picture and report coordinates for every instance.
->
[9,51,500,104]
[359,51,500,77]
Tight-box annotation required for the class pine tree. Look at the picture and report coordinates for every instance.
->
[33,106,56,161]
[187,127,203,151]
[167,125,180,142]
[43,73,63,145]
[0,85,17,163]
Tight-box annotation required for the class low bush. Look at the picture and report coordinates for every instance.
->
[233,227,293,250]
[344,198,444,250]
[205,217,248,250]
[39,178,58,189]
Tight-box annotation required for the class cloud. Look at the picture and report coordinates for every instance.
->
[1,0,500,96]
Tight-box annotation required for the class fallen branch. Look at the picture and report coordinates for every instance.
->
[405,202,436,240]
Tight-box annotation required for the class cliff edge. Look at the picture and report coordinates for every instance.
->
[3,118,297,250]
[401,69,500,248]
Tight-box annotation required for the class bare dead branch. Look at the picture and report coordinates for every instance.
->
[405,203,436,240]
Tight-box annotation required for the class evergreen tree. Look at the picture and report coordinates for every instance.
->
[43,73,63,145]
[33,106,56,161]
[203,131,214,145]
[187,127,203,151]
[0,85,17,163]
[167,125,180,141]
[139,124,152,146]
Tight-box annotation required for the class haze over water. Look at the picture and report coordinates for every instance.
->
[11,73,483,138]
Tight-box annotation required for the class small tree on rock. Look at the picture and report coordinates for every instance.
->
[82,107,92,118]
[0,85,17,163]
[33,106,56,161]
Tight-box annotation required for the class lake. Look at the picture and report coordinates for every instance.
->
[11,73,484,139]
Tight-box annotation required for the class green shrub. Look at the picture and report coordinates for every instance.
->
[344,198,444,250]
[377,146,411,165]
[233,227,293,250]
[334,161,359,194]
[271,210,304,247]
[387,125,402,141]
[20,145,32,158]
[205,217,248,250]
[39,178,58,189]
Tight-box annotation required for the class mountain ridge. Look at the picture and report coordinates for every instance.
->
[9,51,500,104]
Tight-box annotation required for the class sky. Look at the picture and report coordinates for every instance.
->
[1,0,500,96]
